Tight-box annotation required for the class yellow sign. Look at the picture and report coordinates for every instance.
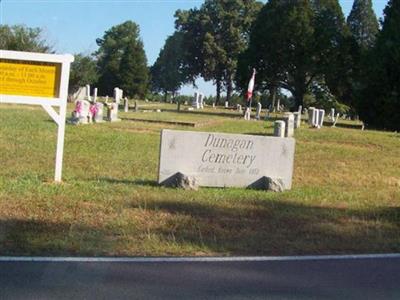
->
[0,59,61,98]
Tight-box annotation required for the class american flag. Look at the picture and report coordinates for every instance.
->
[246,68,256,102]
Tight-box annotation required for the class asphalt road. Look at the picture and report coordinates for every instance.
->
[1,256,400,299]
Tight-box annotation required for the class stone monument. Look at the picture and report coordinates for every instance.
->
[158,130,296,191]
[283,112,294,137]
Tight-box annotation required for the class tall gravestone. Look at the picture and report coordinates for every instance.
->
[293,112,301,129]
[192,92,200,109]
[124,97,129,112]
[114,87,123,105]
[318,109,325,128]
[255,103,262,120]
[225,101,229,109]
[283,112,294,137]
[308,107,315,125]
[93,88,98,103]
[244,107,251,120]
[86,84,91,101]
[330,108,335,121]
[199,93,204,109]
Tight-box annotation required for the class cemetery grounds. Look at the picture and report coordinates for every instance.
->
[0,101,399,256]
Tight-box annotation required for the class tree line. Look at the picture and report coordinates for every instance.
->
[1,0,399,130]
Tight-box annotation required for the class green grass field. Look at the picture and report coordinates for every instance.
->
[0,103,399,256]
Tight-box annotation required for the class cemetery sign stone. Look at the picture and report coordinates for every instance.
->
[158,130,295,191]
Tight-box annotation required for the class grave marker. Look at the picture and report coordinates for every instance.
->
[283,112,294,137]
[293,112,301,129]
[255,103,262,120]
[274,121,286,138]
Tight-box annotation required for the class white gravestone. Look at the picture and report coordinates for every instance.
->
[93,88,98,103]
[244,107,251,120]
[86,84,91,101]
[114,87,123,105]
[193,93,199,108]
[225,101,229,108]
[93,102,104,123]
[308,107,315,125]
[255,103,262,120]
[192,92,200,109]
[71,99,90,124]
[274,121,286,138]
[293,112,301,129]
[283,113,294,137]
[107,102,120,122]
[318,109,325,128]
[237,104,242,113]
[330,108,335,121]
[124,97,129,112]
[158,130,295,191]
[199,93,204,109]
[314,109,320,127]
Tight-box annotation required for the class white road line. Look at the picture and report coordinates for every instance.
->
[0,254,400,263]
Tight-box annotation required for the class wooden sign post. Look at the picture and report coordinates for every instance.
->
[0,50,74,182]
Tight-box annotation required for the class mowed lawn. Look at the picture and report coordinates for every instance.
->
[0,103,399,256]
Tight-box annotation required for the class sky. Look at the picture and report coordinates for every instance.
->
[0,0,389,97]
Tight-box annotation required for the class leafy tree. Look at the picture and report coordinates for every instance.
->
[150,32,189,100]
[0,24,52,53]
[68,54,98,94]
[314,0,357,110]
[175,0,262,104]
[95,21,148,97]
[347,0,379,49]
[357,0,400,130]
[239,0,349,108]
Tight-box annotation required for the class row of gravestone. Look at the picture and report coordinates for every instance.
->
[273,107,340,138]
[69,85,127,125]
[70,99,120,125]
[79,84,124,104]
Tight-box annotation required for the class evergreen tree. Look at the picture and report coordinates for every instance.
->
[95,21,148,97]
[150,32,189,100]
[119,40,148,98]
[358,0,400,130]
[347,0,379,49]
